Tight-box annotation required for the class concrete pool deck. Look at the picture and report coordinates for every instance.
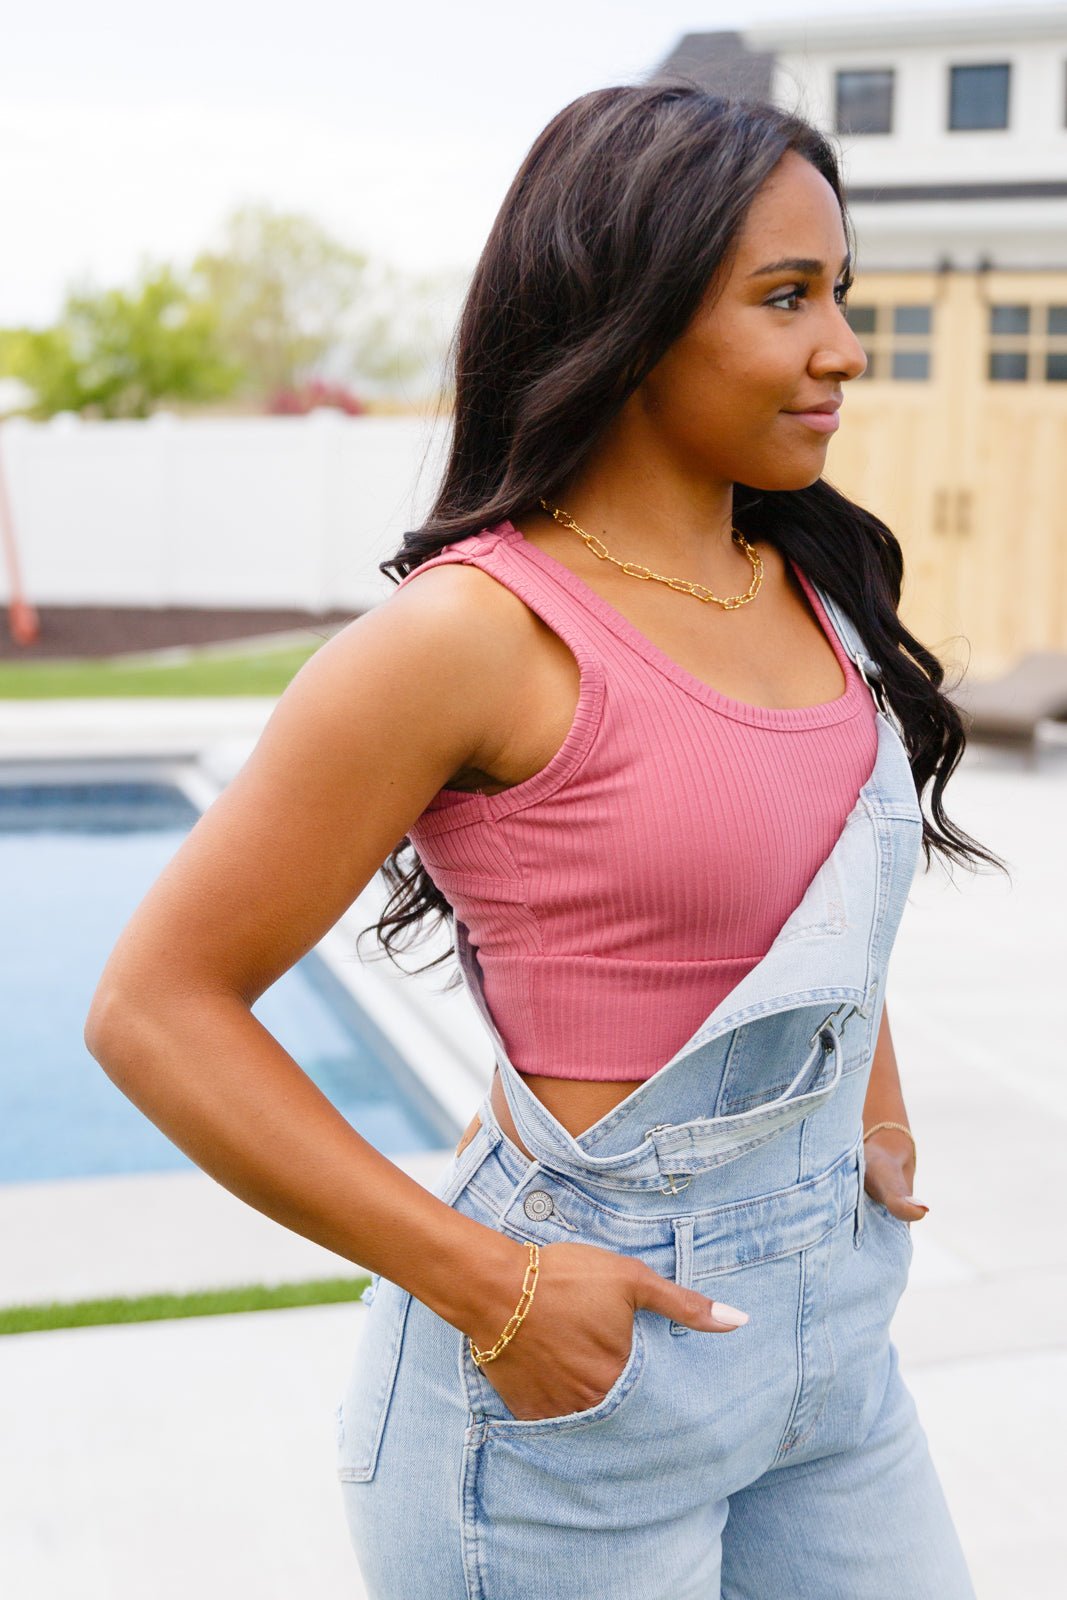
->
[3,699,1066,1595]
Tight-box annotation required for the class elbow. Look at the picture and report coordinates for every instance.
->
[83,984,164,1100]
[83,987,112,1060]
[84,977,233,1087]
[83,985,136,1071]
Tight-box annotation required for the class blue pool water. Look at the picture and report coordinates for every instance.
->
[1,778,458,1184]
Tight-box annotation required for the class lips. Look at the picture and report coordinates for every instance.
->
[783,409,840,433]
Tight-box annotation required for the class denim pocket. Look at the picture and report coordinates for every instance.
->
[467,1314,646,1436]
[863,1198,913,1333]
[336,1275,413,1483]
[873,1199,914,1253]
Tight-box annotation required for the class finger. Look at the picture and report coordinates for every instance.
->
[632,1265,749,1331]
[880,1195,928,1221]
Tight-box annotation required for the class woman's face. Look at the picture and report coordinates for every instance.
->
[631,149,868,492]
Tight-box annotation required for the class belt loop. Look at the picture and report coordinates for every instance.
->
[476,1093,503,1155]
[670,1216,696,1337]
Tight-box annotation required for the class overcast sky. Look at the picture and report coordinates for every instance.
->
[2,0,1006,327]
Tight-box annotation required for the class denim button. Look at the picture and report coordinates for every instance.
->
[523,1190,554,1221]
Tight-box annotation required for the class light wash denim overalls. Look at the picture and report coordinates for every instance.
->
[336,586,977,1600]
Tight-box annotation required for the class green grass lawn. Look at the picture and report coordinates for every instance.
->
[0,1275,373,1335]
[0,640,329,699]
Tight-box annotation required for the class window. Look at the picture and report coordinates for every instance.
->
[845,306,876,336]
[835,69,894,134]
[949,63,1010,130]
[989,351,1028,381]
[990,304,1029,336]
[846,304,933,381]
[893,306,931,337]
[987,304,1067,382]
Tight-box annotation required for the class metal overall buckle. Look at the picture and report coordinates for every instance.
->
[809,1000,859,1048]
[853,654,906,741]
[645,1125,693,1196]
[851,651,882,706]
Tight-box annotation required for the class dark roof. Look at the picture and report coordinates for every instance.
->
[651,31,776,102]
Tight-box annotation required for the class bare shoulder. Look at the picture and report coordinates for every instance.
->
[381,555,546,662]
[372,555,558,722]
[291,556,534,712]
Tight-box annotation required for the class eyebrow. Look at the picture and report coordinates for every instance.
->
[748,253,853,278]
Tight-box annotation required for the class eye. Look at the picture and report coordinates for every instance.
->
[767,278,854,311]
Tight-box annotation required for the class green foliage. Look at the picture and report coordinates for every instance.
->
[190,202,437,398]
[0,264,243,419]
[0,203,460,416]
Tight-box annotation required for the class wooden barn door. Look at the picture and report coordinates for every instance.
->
[824,268,1067,677]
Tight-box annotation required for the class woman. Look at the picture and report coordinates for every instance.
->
[85,84,1001,1597]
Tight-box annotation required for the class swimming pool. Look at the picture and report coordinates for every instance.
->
[1,767,459,1184]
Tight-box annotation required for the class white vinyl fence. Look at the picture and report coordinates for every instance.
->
[0,412,451,612]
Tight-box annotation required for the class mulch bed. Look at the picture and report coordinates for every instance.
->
[0,605,361,662]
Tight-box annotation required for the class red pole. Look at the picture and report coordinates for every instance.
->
[0,419,39,646]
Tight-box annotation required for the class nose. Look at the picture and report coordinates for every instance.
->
[812,304,868,383]
[841,320,869,381]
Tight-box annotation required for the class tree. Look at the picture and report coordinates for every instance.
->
[0,205,461,418]
[0,266,242,419]
[191,203,435,401]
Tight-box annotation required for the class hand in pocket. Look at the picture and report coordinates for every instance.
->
[467,1240,750,1423]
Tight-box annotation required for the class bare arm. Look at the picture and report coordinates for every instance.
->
[84,563,735,1422]
[84,567,527,1342]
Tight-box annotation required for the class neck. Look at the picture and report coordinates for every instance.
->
[548,422,747,583]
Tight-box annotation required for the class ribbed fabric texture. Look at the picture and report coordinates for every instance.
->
[398,519,878,1081]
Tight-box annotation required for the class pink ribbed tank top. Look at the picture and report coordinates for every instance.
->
[397,519,878,1081]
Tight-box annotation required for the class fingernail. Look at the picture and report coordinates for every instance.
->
[711,1302,749,1327]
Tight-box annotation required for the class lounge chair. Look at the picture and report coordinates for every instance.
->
[945,650,1067,768]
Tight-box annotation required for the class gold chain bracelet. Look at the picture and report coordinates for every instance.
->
[863,1120,917,1165]
[468,1241,540,1367]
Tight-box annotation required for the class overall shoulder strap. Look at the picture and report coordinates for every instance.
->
[809,579,906,739]
[808,579,878,675]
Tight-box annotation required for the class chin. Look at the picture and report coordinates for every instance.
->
[739,462,827,493]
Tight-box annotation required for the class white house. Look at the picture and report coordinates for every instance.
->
[657,5,1067,668]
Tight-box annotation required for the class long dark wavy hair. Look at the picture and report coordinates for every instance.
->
[356,79,1009,984]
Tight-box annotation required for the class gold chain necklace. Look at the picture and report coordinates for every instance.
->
[538,499,764,610]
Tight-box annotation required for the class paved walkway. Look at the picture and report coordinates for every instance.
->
[2,726,1064,1596]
